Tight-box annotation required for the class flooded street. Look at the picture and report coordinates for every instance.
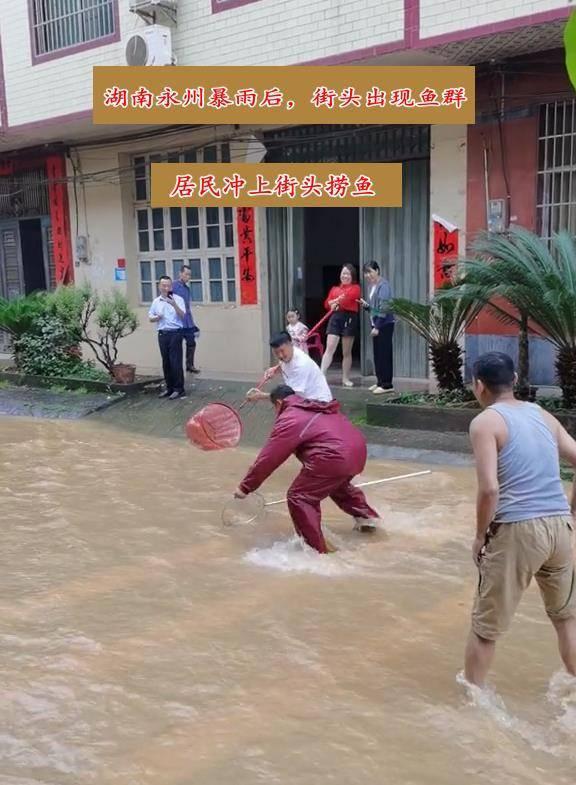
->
[0,416,575,785]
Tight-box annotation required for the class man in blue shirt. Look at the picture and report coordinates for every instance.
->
[172,265,200,374]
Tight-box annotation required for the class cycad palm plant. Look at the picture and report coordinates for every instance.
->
[436,233,534,398]
[0,292,47,338]
[0,293,47,366]
[446,227,576,408]
[392,283,483,392]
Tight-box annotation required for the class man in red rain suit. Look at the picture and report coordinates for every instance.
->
[234,385,381,553]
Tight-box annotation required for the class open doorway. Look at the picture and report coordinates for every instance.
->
[303,207,360,368]
[0,217,50,354]
[0,217,51,301]
[19,218,48,294]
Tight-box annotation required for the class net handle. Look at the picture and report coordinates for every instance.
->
[239,309,334,410]
[303,308,333,342]
[263,470,432,507]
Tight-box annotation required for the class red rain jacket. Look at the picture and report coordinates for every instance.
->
[239,394,367,494]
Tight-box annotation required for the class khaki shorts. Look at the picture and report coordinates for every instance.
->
[472,516,576,641]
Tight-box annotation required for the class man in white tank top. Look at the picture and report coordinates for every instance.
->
[465,352,576,687]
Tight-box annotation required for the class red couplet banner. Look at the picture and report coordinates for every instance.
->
[433,219,459,289]
[237,207,257,305]
[46,155,74,285]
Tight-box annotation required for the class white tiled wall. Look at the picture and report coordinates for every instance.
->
[420,0,570,40]
[1,0,569,126]
[1,0,404,127]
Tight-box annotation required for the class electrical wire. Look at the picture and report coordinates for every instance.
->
[0,123,429,197]
[1,78,573,201]
[490,67,512,219]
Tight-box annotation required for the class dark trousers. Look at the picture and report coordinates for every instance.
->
[158,330,184,394]
[181,328,197,371]
[287,470,379,554]
[373,323,394,388]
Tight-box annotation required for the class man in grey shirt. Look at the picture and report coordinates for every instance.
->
[466,352,576,687]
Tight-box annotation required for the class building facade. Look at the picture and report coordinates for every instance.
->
[465,48,574,384]
[0,1,572,382]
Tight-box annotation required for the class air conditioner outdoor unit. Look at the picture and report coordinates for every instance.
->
[125,25,174,66]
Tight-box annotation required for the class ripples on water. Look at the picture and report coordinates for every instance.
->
[0,417,574,785]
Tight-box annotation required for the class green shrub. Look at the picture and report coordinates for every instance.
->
[14,314,107,381]
[3,284,138,380]
[0,292,47,338]
[82,289,139,373]
[44,285,90,346]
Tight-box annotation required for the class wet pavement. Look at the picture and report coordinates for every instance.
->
[91,377,473,463]
[0,378,473,463]
[0,416,573,785]
[0,385,121,420]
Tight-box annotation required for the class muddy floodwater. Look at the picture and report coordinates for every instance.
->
[0,417,575,785]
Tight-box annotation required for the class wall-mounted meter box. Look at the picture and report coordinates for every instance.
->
[487,198,507,233]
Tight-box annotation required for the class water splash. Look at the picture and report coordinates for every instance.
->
[546,670,576,733]
[455,670,576,760]
[243,535,364,577]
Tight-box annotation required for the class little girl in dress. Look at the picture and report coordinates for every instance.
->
[286,308,309,354]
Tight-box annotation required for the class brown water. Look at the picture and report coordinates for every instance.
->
[1,417,575,785]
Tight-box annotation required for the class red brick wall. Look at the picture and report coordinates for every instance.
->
[466,51,571,336]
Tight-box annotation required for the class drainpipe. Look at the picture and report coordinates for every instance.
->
[500,70,511,228]
[482,135,490,229]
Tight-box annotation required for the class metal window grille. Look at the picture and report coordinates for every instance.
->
[537,100,576,242]
[0,168,49,218]
[32,0,116,57]
[134,144,238,304]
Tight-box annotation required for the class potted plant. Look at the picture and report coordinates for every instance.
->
[391,283,483,393]
[79,288,139,383]
[439,231,538,400]
[446,227,576,408]
[111,362,137,384]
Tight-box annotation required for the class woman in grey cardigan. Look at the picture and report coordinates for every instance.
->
[360,261,395,394]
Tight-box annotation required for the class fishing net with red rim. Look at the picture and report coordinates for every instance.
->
[186,402,243,451]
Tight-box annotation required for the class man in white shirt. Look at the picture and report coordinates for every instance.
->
[148,275,187,400]
[246,332,333,403]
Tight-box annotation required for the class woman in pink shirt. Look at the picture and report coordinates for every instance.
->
[286,308,309,354]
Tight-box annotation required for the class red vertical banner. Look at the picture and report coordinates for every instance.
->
[0,159,14,176]
[433,217,459,290]
[237,207,257,305]
[46,155,74,285]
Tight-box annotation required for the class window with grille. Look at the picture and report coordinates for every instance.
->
[134,144,238,304]
[31,0,117,58]
[537,100,576,242]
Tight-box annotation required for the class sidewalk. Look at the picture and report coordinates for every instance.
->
[0,372,473,465]
[91,374,473,466]
[0,385,120,419]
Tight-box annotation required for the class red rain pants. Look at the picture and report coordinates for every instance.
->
[286,469,379,553]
